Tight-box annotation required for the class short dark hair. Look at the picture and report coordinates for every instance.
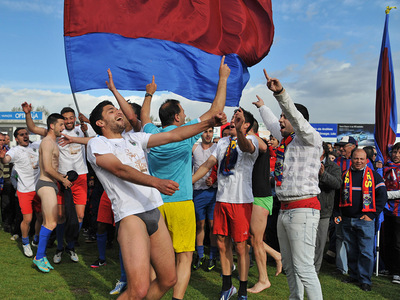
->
[13,127,27,138]
[60,107,75,116]
[363,146,375,162]
[294,103,309,121]
[89,100,114,135]
[159,99,181,127]
[392,142,400,153]
[234,107,255,133]
[47,113,64,130]
[130,103,142,121]
[252,119,259,134]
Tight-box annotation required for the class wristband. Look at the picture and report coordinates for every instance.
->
[274,87,284,95]
[145,92,153,98]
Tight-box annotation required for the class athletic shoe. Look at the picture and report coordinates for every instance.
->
[53,249,64,264]
[91,259,107,268]
[23,243,33,257]
[109,280,127,295]
[193,255,206,270]
[66,248,79,262]
[392,275,400,284]
[238,296,248,300]
[207,258,217,272]
[10,234,19,241]
[31,240,39,248]
[219,286,237,300]
[43,256,54,270]
[33,256,50,273]
[378,269,391,277]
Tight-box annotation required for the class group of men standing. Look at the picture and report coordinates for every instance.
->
[1,53,397,300]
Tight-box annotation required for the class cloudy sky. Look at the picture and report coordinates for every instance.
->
[0,0,399,125]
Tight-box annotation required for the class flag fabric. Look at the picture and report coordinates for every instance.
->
[64,0,274,107]
[374,12,397,174]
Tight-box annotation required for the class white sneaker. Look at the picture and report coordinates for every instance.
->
[67,248,79,262]
[53,250,63,264]
[109,280,127,295]
[22,243,33,257]
[393,275,400,284]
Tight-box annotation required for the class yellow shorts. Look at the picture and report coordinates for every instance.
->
[158,200,196,253]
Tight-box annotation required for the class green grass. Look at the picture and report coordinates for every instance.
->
[0,229,397,299]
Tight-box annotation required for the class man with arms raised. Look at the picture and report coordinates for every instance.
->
[193,108,259,300]
[87,99,225,299]
[253,70,323,299]
[0,128,42,258]
[141,57,230,300]
[33,114,73,272]
[22,103,96,263]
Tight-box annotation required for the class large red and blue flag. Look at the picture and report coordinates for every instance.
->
[374,9,397,174]
[64,0,274,107]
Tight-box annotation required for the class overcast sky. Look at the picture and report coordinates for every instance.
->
[0,0,399,125]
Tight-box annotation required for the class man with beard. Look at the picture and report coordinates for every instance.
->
[22,103,96,263]
[33,114,73,272]
[87,99,226,299]
[192,127,219,271]
[0,128,42,258]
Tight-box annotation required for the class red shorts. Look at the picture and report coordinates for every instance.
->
[17,191,41,215]
[57,174,88,205]
[213,202,252,243]
[97,192,115,226]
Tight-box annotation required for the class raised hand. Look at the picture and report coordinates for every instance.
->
[252,95,265,108]
[106,68,116,92]
[219,56,231,80]
[211,112,227,127]
[263,69,283,93]
[21,102,32,114]
[234,108,245,130]
[146,76,157,95]
[78,113,89,124]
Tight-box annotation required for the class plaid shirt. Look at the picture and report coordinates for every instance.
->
[259,91,323,201]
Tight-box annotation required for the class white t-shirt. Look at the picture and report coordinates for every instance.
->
[58,124,96,175]
[6,141,41,193]
[192,143,217,190]
[212,136,259,204]
[87,132,163,222]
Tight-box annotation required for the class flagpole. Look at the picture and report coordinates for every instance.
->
[375,5,397,277]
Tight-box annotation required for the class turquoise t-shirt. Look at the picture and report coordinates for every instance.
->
[144,119,202,203]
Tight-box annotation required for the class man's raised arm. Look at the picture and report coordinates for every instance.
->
[140,76,157,126]
[147,112,227,148]
[106,69,141,132]
[199,56,231,121]
[22,102,47,136]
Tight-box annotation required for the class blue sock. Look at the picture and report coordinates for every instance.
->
[36,226,52,260]
[196,245,204,258]
[33,234,39,243]
[56,223,65,251]
[119,248,127,282]
[97,233,107,261]
[79,222,83,231]
[22,236,29,245]
[210,246,218,259]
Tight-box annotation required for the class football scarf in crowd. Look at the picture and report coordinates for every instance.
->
[220,136,238,176]
[383,160,400,191]
[274,132,295,186]
[340,166,376,212]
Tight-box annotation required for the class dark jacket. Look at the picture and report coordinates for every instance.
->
[318,158,342,219]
